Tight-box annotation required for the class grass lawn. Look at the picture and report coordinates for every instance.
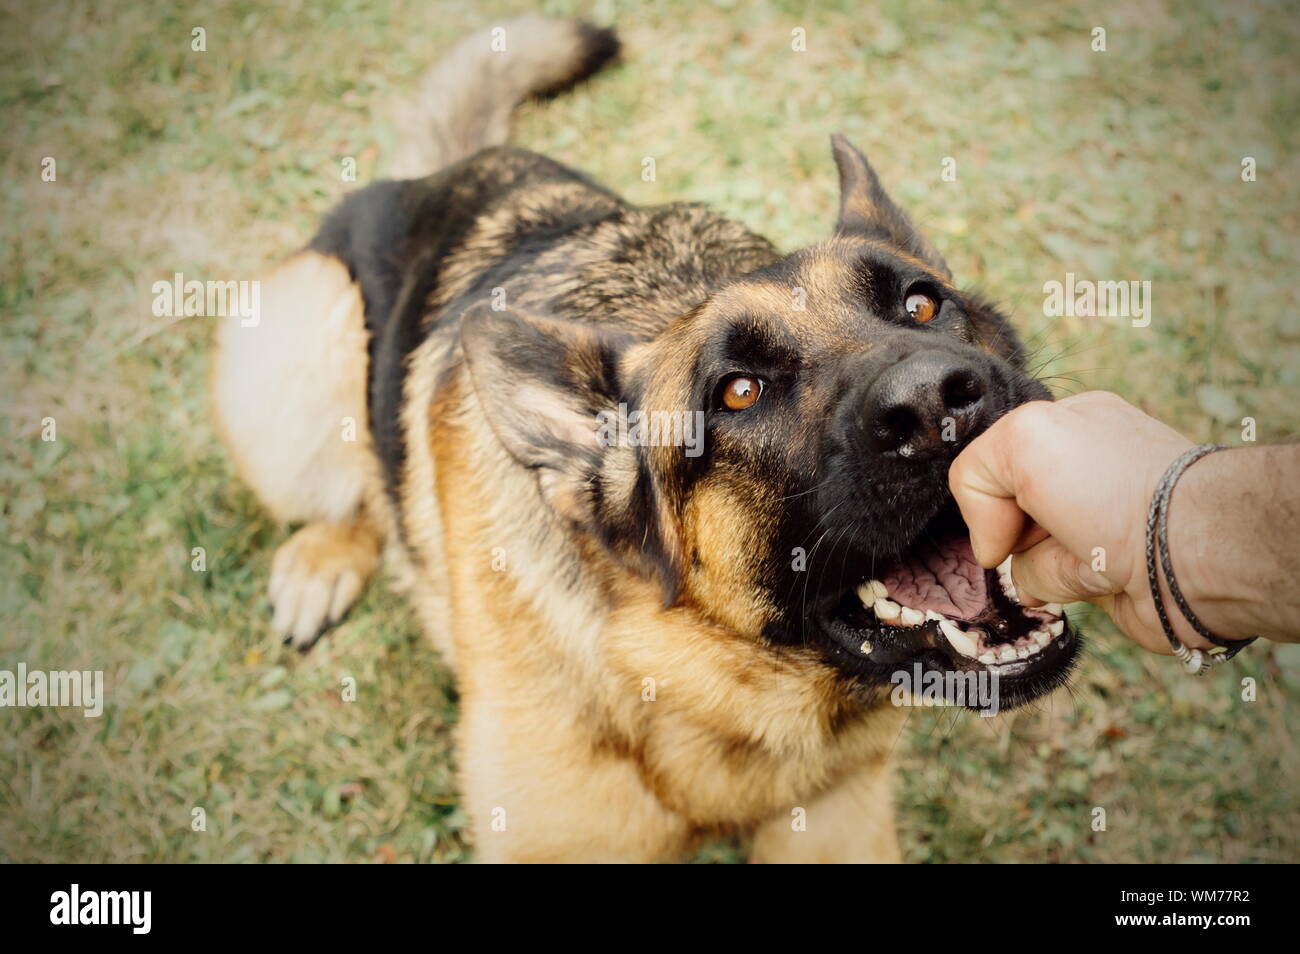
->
[1,0,1297,863]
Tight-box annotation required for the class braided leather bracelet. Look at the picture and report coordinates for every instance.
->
[1144,444,1256,674]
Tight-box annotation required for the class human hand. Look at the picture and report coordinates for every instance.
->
[947,391,1228,654]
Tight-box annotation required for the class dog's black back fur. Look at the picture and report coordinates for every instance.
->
[308,146,779,508]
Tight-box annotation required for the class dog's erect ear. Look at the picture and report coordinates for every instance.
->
[830,133,951,278]
[461,301,631,524]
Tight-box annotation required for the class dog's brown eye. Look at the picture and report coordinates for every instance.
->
[722,375,762,411]
[906,292,938,323]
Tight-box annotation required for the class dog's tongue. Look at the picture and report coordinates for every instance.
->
[879,535,988,620]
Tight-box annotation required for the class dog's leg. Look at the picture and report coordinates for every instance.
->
[749,759,901,863]
[212,251,383,648]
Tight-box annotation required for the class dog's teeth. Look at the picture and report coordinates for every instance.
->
[939,620,978,658]
[924,610,944,622]
[859,640,873,655]
[978,652,997,664]
[858,580,888,606]
[1042,603,1063,617]
[1048,620,1065,637]
[998,645,1018,662]
[1033,630,1052,647]
[997,556,1013,576]
[900,606,924,626]
[1016,645,1032,659]
[873,598,901,621]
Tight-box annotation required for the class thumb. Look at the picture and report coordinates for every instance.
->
[1013,536,1119,606]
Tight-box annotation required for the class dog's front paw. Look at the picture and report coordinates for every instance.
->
[269,520,380,650]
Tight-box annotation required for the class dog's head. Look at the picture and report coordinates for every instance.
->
[462,135,1080,710]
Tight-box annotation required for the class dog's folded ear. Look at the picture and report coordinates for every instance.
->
[460,300,632,524]
[830,133,950,279]
[461,300,685,602]
[457,304,686,605]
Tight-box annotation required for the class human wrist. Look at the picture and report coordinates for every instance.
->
[1164,446,1295,642]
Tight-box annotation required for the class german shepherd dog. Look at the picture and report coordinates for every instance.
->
[213,17,1080,862]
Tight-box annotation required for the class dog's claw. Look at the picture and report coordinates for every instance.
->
[267,521,379,652]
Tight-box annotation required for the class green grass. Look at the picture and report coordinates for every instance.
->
[1,0,1297,863]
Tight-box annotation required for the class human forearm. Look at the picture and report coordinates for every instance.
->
[1169,444,1300,644]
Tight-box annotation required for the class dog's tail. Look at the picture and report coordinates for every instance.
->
[390,17,620,178]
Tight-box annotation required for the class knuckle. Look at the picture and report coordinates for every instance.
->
[948,448,972,486]
[1001,400,1052,445]
[1077,389,1125,409]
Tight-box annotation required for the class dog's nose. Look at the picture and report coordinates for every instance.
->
[862,350,986,458]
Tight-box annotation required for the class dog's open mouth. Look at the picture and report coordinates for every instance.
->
[824,506,1080,694]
